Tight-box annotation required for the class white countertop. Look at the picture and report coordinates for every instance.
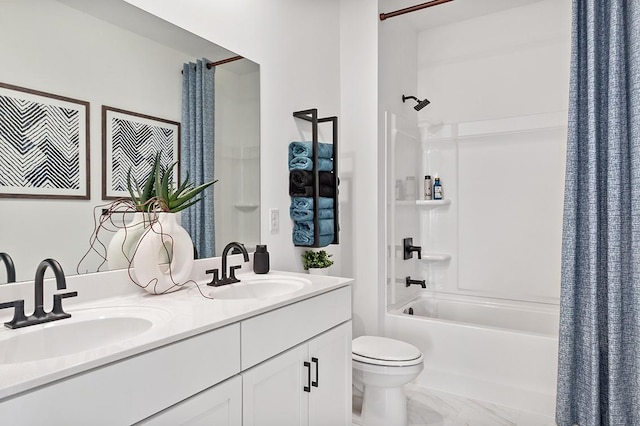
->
[0,269,352,401]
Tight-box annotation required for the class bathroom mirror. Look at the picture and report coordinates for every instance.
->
[0,0,260,283]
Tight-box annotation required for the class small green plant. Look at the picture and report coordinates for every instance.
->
[127,152,217,213]
[301,250,334,270]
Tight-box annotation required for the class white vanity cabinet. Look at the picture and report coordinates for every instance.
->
[242,322,352,426]
[137,376,242,426]
[0,284,352,426]
[241,285,352,426]
[0,323,241,425]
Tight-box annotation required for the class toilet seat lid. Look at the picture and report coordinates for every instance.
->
[352,336,422,363]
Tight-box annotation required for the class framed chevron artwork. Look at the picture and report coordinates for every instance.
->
[0,82,90,199]
[102,106,180,200]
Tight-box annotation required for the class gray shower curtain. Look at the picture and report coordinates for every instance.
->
[557,1,640,425]
[181,59,216,258]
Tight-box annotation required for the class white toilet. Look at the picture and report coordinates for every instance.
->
[352,336,424,426]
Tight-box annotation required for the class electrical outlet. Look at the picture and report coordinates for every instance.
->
[269,208,280,233]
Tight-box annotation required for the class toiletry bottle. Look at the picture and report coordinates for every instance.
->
[433,177,443,200]
[424,175,432,200]
[253,245,270,274]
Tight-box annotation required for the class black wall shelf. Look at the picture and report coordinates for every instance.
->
[292,108,339,247]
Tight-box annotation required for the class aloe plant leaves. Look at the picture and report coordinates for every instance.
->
[127,152,217,213]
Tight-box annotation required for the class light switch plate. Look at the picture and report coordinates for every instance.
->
[269,208,279,233]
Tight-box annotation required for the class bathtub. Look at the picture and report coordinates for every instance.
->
[385,293,559,416]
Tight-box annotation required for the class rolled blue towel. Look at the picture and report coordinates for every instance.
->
[292,231,334,247]
[289,156,333,172]
[289,141,333,159]
[292,229,314,246]
[293,219,334,236]
[290,207,334,221]
[318,234,334,247]
[291,197,334,211]
[318,208,334,219]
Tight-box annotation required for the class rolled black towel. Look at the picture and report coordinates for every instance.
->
[319,172,336,197]
[290,171,312,196]
[289,171,337,197]
[290,170,313,188]
[318,171,335,187]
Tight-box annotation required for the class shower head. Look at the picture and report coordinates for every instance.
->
[402,95,431,111]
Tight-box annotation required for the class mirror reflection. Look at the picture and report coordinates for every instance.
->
[0,0,260,283]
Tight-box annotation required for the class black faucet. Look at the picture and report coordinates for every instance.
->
[405,276,426,288]
[403,237,422,260]
[0,252,16,283]
[0,258,77,329]
[207,242,250,287]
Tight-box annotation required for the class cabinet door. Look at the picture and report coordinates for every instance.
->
[308,321,352,426]
[137,375,242,426]
[242,344,309,426]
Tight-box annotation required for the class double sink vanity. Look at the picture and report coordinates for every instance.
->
[0,257,353,425]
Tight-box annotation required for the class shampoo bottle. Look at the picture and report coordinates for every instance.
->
[433,177,443,200]
[424,175,432,200]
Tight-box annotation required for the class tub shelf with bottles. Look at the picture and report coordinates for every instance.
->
[395,199,451,208]
[416,199,451,208]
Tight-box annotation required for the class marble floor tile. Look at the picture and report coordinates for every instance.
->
[353,384,556,426]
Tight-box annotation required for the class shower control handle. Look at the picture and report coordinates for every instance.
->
[403,238,422,260]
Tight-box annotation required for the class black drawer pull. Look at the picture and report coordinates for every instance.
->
[303,361,311,392]
[311,357,319,387]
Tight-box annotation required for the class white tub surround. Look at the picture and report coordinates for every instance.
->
[0,263,352,425]
[386,294,559,416]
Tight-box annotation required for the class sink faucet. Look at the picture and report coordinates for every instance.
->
[207,242,250,287]
[33,259,76,319]
[0,258,77,329]
[0,252,16,283]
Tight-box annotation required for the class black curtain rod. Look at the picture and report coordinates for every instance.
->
[380,0,454,21]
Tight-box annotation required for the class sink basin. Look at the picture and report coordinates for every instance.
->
[204,275,311,300]
[0,306,172,364]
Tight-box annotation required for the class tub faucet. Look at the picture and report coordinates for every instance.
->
[0,258,78,329]
[403,238,422,260]
[406,276,426,289]
[207,242,250,287]
[0,252,16,283]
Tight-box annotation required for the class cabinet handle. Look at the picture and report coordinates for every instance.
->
[311,357,319,388]
[303,361,311,392]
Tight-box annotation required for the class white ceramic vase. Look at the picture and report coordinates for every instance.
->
[107,212,151,270]
[133,213,194,294]
[308,267,329,276]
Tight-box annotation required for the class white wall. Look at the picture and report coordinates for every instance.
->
[414,0,571,304]
[339,0,380,337]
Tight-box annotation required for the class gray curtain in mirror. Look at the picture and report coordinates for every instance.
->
[557,1,640,425]
[181,59,216,258]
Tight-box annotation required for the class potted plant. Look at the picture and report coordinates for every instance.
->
[105,152,217,294]
[302,250,334,275]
